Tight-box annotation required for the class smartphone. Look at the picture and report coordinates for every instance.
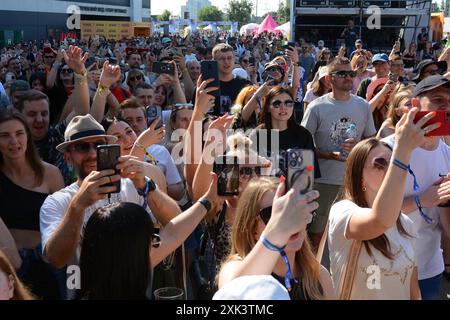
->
[152,62,175,75]
[249,56,255,66]
[200,60,221,115]
[388,72,398,82]
[284,149,314,194]
[146,105,162,129]
[413,111,450,136]
[213,155,239,196]
[96,144,121,194]
[284,41,296,50]
[5,73,15,82]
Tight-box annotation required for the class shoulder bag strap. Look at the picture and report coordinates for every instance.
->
[338,240,363,300]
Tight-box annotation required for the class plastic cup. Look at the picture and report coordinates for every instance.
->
[154,287,184,300]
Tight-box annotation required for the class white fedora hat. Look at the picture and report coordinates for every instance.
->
[56,114,117,153]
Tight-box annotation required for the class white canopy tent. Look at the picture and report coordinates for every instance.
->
[239,23,259,35]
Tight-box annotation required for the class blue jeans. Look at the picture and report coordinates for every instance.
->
[419,273,443,300]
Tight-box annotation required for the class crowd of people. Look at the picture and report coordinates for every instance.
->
[0,26,449,300]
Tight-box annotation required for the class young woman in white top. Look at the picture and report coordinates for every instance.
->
[328,107,440,299]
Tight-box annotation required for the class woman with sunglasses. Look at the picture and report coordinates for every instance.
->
[192,128,271,283]
[218,175,333,300]
[0,109,65,299]
[46,57,75,124]
[126,69,145,92]
[76,174,220,300]
[254,85,320,178]
[328,108,440,299]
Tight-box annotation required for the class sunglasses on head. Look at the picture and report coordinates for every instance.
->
[240,166,262,177]
[129,75,142,81]
[259,206,272,225]
[271,99,294,108]
[330,70,357,78]
[371,157,390,171]
[71,141,104,153]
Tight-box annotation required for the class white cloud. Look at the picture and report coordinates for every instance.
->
[151,0,279,17]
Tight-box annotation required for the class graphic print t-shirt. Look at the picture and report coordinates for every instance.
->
[301,93,376,185]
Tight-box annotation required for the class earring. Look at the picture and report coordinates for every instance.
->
[362,186,367,192]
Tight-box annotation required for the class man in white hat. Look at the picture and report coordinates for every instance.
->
[40,114,182,270]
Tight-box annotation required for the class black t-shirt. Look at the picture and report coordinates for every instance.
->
[219,77,252,114]
[253,125,321,179]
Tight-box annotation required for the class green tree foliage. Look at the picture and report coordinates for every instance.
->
[158,9,172,21]
[227,0,253,27]
[198,6,224,21]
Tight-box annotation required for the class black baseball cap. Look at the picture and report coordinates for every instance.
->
[413,75,450,97]
[412,59,447,82]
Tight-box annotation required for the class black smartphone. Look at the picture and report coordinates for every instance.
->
[200,60,221,115]
[213,155,239,196]
[249,57,255,66]
[146,105,162,129]
[285,149,314,194]
[284,41,296,50]
[152,62,175,75]
[96,144,121,194]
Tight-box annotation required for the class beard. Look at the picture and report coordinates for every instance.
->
[73,157,97,180]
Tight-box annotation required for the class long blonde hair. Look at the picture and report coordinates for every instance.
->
[225,177,325,300]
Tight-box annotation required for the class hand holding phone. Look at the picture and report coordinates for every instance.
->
[284,149,314,194]
[413,111,450,136]
[97,144,121,194]
[146,105,162,129]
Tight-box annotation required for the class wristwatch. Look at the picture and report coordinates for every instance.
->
[137,176,156,197]
[198,197,212,213]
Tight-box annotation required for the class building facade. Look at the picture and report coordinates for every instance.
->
[0,0,151,42]
[181,0,212,20]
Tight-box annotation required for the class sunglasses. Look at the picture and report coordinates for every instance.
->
[71,141,104,153]
[259,206,272,225]
[330,70,357,78]
[271,99,294,108]
[370,157,390,171]
[240,166,262,177]
[242,59,249,63]
[44,56,54,59]
[60,68,73,74]
[129,75,142,81]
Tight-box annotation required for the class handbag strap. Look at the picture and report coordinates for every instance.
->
[338,240,363,300]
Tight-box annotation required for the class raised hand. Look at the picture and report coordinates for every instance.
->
[99,60,121,88]
[195,76,219,114]
[62,45,88,74]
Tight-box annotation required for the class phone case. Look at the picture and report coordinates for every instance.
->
[214,156,239,196]
[413,111,450,136]
[146,106,162,129]
[97,145,121,193]
[285,149,314,194]
[200,61,221,115]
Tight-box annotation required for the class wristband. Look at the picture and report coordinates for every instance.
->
[198,197,212,213]
[391,158,420,192]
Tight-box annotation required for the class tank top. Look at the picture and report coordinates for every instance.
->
[0,171,48,231]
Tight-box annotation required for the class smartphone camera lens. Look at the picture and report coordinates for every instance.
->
[289,160,297,167]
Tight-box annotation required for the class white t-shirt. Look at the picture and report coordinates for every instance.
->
[303,88,319,104]
[40,178,146,258]
[146,144,182,186]
[328,200,417,299]
[383,135,450,280]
